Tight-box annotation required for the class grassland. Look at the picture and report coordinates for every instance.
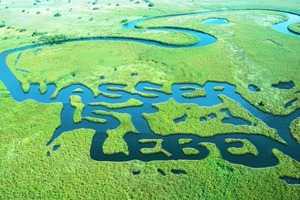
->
[70,95,84,123]
[89,98,143,108]
[143,97,283,142]
[93,110,138,155]
[136,9,300,115]
[288,22,300,34]
[4,9,299,115]
[225,138,259,156]
[181,87,206,98]
[182,147,200,156]
[139,139,172,157]
[290,118,300,144]
[178,138,193,145]
[1,85,300,198]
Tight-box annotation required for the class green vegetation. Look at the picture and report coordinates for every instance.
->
[139,139,172,157]
[181,87,206,98]
[214,86,224,91]
[93,110,138,155]
[182,147,199,155]
[120,19,129,24]
[1,94,300,199]
[72,88,84,93]
[39,34,68,43]
[90,98,143,109]
[70,95,84,123]
[53,13,61,17]
[290,117,300,144]
[0,21,5,28]
[19,28,27,32]
[0,80,300,198]
[84,116,106,123]
[31,31,47,37]
[136,10,300,115]
[225,138,259,156]
[148,3,154,7]
[6,41,195,97]
[288,22,300,34]
[144,96,283,143]
[4,9,299,115]
[178,138,193,145]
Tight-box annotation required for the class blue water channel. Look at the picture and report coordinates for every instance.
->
[201,18,229,25]
[0,9,299,167]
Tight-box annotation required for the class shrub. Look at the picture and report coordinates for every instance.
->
[31,31,47,37]
[148,2,154,7]
[19,28,27,32]
[120,19,128,24]
[0,21,5,28]
[53,13,61,17]
[39,34,67,43]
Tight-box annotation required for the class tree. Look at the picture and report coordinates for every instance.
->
[148,2,154,7]
[0,21,5,28]
[53,13,61,17]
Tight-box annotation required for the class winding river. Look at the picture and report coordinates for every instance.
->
[0,9,299,167]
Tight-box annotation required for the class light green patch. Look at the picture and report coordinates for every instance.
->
[182,88,206,98]
[288,22,300,34]
[139,139,172,157]
[72,88,84,93]
[84,116,107,124]
[225,138,259,156]
[4,9,299,115]
[144,96,284,143]
[182,147,199,155]
[90,98,143,109]
[70,95,84,123]
[1,88,300,198]
[93,110,138,155]
[178,138,193,145]
[214,86,224,91]
[290,117,300,144]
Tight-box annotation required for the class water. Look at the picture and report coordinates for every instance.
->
[273,13,300,37]
[0,9,299,168]
[174,114,187,123]
[285,98,297,108]
[157,168,166,176]
[280,177,300,185]
[201,18,229,25]
[16,68,30,73]
[53,145,61,152]
[221,109,251,126]
[248,84,260,92]
[170,169,187,175]
[271,81,295,89]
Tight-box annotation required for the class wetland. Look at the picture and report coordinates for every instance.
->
[1,0,300,199]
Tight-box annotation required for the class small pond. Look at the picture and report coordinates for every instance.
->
[201,18,229,25]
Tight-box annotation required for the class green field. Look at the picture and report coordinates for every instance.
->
[288,22,300,34]
[1,0,300,199]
